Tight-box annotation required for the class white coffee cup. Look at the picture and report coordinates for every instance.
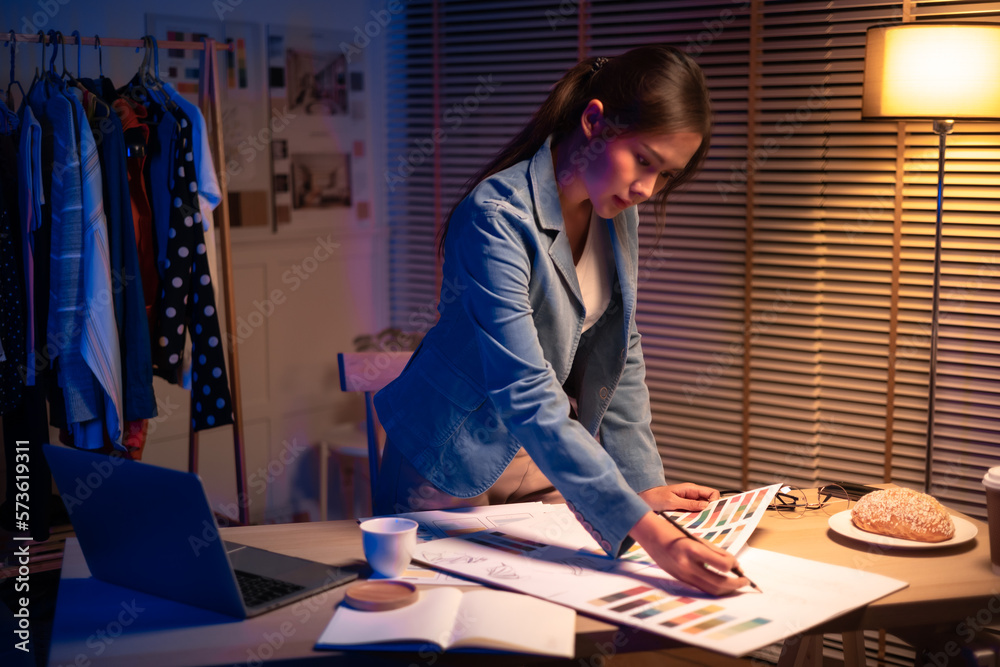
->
[360,517,419,578]
[983,467,1000,576]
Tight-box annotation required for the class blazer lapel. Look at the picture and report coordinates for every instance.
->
[530,136,584,308]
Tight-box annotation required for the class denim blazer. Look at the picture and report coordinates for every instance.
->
[374,135,665,556]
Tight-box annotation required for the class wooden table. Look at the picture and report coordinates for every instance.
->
[748,504,997,667]
[46,502,998,666]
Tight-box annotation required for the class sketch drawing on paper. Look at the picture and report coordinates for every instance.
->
[487,562,520,580]
[421,551,488,566]
[557,556,609,576]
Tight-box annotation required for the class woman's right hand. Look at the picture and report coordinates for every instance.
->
[629,511,749,596]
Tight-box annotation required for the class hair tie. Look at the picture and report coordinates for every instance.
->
[591,56,609,73]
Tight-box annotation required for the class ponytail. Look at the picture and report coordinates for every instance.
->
[437,45,711,257]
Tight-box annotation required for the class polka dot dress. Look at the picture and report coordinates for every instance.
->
[151,111,233,431]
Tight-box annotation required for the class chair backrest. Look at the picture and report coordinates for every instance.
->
[337,351,412,503]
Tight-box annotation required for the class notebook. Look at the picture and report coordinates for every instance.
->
[44,444,357,618]
[316,587,576,657]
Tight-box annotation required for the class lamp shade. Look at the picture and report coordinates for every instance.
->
[862,23,1000,120]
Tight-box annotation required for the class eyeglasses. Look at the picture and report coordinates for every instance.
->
[768,484,853,519]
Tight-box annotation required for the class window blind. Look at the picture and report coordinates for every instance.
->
[384,0,999,522]
[386,0,578,329]
[386,0,438,327]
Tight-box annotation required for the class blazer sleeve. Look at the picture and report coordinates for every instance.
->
[449,205,651,557]
[598,315,666,494]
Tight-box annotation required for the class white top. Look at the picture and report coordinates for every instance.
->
[575,210,614,332]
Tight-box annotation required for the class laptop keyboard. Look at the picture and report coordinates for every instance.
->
[234,569,305,608]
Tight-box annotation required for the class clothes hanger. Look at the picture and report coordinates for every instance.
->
[120,36,152,106]
[0,33,16,131]
[59,32,75,82]
[5,30,26,109]
[72,30,82,79]
[96,34,123,103]
[92,34,118,99]
[139,36,151,80]
[143,35,179,112]
[95,34,104,79]
[46,30,61,84]
[31,30,45,85]
[65,29,109,116]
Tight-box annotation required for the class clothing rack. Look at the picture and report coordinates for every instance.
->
[6,32,249,525]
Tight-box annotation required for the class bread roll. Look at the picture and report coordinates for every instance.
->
[850,487,955,542]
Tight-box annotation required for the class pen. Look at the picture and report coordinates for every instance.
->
[658,511,763,593]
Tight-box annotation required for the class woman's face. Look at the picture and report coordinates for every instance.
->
[575,103,703,219]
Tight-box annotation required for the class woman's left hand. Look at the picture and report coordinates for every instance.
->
[639,483,720,513]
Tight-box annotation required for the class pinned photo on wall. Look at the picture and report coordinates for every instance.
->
[268,24,368,228]
[225,37,249,90]
[291,153,351,209]
[286,48,348,116]
[160,28,212,93]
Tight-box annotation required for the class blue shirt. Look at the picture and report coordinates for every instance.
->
[374,135,664,557]
[69,85,123,448]
[78,81,157,424]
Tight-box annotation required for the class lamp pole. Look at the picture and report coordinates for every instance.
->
[925,118,953,494]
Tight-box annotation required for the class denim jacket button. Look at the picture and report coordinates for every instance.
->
[599,386,609,400]
[620,348,627,360]
[600,539,612,552]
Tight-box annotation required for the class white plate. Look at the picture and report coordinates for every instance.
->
[827,510,978,549]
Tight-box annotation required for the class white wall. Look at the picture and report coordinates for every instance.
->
[0,0,392,523]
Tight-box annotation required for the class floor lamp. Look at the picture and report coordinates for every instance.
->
[862,23,1000,492]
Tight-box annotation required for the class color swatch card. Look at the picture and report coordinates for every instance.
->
[411,506,907,656]
[603,484,781,567]
[666,484,781,553]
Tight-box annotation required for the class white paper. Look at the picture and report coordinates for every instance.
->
[316,587,575,657]
[317,587,460,649]
[411,509,907,657]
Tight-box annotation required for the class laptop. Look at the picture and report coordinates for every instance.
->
[44,444,358,618]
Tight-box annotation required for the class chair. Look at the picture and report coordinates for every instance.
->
[320,351,411,520]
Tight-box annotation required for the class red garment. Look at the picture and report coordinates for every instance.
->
[121,419,148,460]
[111,99,158,327]
[65,419,147,460]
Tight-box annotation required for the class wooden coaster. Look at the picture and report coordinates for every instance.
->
[344,581,419,611]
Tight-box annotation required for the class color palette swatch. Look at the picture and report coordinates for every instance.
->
[589,585,652,606]
[684,614,737,634]
[581,579,774,640]
[434,519,489,537]
[660,485,779,556]
[610,593,664,613]
[632,597,696,620]
[661,604,724,628]
[465,530,548,556]
[709,617,771,639]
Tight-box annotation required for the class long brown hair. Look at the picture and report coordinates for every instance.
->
[437,44,712,256]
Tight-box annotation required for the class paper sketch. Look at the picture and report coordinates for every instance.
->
[487,563,520,580]
[410,488,907,657]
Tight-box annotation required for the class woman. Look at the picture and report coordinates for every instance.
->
[373,45,748,596]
